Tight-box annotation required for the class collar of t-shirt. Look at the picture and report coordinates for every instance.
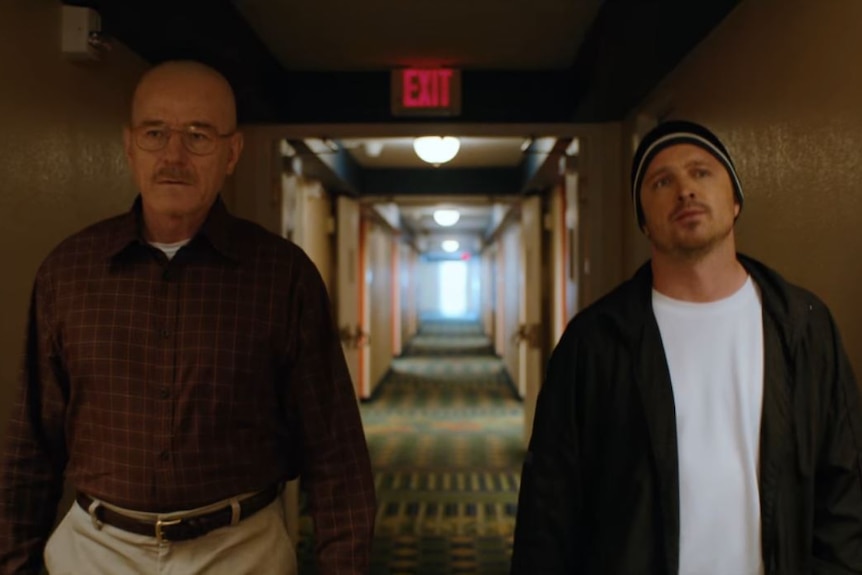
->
[149,238,191,260]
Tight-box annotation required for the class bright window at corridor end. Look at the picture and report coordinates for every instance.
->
[438,260,467,317]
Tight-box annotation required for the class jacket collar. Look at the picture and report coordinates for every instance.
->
[622,254,805,351]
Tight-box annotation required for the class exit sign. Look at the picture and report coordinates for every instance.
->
[391,68,461,117]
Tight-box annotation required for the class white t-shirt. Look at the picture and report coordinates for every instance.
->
[652,277,765,575]
[149,239,190,260]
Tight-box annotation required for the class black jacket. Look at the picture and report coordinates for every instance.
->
[511,255,862,574]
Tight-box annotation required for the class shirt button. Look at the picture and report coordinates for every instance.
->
[159,387,170,399]
[159,451,170,461]
[160,328,171,339]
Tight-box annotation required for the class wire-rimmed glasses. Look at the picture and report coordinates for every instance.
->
[132,123,235,156]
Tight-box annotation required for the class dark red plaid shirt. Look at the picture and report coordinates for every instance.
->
[0,196,375,574]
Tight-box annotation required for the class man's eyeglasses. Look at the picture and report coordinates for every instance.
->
[132,124,235,156]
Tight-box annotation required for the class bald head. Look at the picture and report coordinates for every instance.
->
[124,60,244,242]
[131,60,237,131]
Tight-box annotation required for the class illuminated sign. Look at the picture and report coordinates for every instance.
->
[391,68,461,117]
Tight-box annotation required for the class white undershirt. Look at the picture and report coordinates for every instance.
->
[652,277,765,575]
[149,239,190,260]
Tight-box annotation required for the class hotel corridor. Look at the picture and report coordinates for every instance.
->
[299,318,524,574]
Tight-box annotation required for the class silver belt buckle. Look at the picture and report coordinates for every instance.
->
[155,518,182,543]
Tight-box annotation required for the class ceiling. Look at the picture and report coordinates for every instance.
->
[75,0,743,124]
[339,137,527,169]
[233,0,602,71]
[69,0,743,253]
[372,196,513,258]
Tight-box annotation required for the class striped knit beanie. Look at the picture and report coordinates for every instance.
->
[630,120,743,230]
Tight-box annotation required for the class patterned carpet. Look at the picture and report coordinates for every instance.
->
[298,319,525,574]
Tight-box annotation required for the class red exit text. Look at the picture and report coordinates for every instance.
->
[402,69,453,108]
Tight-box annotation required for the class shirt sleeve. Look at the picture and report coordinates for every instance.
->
[287,254,376,574]
[812,306,862,574]
[510,330,585,574]
[0,269,68,575]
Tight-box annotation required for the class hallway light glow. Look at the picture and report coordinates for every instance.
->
[441,240,460,253]
[433,209,460,227]
[364,140,384,157]
[413,136,460,165]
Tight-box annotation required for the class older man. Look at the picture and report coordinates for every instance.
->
[511,120,862,574]
[0,61,375,574]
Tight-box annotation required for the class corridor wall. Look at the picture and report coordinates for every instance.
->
[0,1,148,447]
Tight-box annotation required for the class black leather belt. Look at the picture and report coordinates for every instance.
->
[76,485,279,542]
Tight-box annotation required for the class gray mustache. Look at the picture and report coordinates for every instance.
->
[154,167,195,184]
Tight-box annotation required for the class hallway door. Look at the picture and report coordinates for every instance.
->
[337,195,366,397]
[519,195,543,443]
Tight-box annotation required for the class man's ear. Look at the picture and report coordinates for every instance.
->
[225,132,244,175]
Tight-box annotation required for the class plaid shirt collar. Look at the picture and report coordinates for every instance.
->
[105,194,240,263]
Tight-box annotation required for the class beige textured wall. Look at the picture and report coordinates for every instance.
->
[625,0,862,376]
[578,123,626,304]
[231,129,281,235]
[0,2,148,446]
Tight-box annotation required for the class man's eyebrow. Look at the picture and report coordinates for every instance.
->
[643,165,671,183]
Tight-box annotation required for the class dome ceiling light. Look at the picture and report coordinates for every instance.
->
[441,240,460,253]
[432,209,460,227]
[413,136,460,166]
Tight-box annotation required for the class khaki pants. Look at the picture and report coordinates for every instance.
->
[44,499,298,575]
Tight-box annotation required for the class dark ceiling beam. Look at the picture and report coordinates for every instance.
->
[519,139,571,193]
[286,142,570,199]
[284,141,362,196]
[275,71,576,124]
[305,141,364,193]
[362,168,522,197]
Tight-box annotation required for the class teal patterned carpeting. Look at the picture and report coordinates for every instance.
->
[297,319,525,574]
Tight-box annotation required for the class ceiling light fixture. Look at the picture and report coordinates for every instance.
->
[441,239,460,253]
[433,209,460,227]
[364,140,384,158]
[413,136,460,166]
